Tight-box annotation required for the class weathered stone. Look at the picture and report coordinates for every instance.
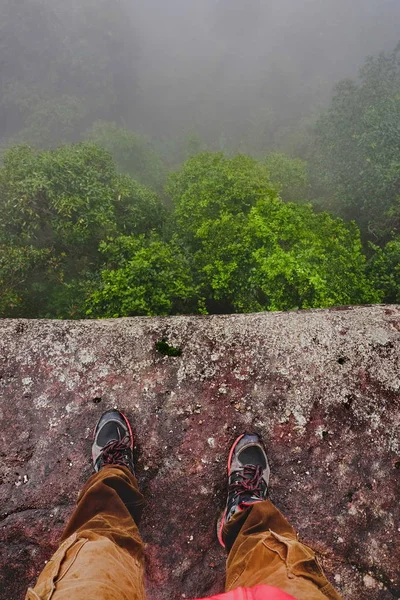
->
[0,305,399,600]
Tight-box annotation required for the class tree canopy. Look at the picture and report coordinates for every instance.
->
[166,154,377,314]
[0,143,163,317]
[0,145,383,319]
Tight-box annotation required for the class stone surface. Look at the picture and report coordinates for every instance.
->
[0,305,399,600]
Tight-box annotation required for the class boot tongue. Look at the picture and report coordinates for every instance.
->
[97,422,125,446]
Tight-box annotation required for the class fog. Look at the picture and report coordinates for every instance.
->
[1,0,399,153]
[132,0,400,143]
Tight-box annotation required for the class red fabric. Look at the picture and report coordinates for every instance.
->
[194,585,296,600]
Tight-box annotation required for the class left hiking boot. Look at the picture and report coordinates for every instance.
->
[218,433,270,548]
[92,409,135,474]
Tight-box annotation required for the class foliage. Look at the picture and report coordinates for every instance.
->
[314,44,400,238]
[86,235,197,318]
[168,153,274,244]
[112,174,165,236]
[0,141,391,320]
[0,142,164,317]
[167,153,377,314]
[264,153,309,203]
[0,144,116,250]
[0,245,51,317]
[244,200,378,311]
[193,201,376,313]
[87,121,167,191]
[155,339,182,357]
[368,236,400,303]
[11,95,88,149]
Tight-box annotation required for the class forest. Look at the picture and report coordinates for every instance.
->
[0,0,399,319]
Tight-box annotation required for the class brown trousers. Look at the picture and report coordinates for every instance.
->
[25,466,341,600]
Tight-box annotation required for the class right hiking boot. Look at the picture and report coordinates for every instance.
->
[218,432,270,548]
[92,409,135,474]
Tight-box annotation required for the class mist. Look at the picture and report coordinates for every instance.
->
[131,0,400,147]
[1,0,399,154]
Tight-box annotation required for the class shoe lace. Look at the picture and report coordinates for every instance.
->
[101,435,132,467]
[229,464,265,501]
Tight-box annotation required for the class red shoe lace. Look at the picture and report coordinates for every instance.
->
[101,435,132,467]
[229,464,264,499]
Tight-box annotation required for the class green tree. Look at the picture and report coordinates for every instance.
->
[169,153,377,313]
[264,152,309,203]
[86,235,197,318]
[87,121,167,191]
[6,95,88,149]
[368,236,400,303]
[245,200,378,311]
[0,245,51,317]
[191,198,377,313]
[0,142,164,317]
[314,43,400,239]
[168,152,273,246]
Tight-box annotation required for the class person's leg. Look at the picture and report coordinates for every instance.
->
[25,410,146,600]
[219,434,342,600]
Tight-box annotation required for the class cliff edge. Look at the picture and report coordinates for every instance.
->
[0,305,399,599]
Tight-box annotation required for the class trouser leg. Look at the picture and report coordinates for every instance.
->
[223,500,341,600]
[25,465,145,600]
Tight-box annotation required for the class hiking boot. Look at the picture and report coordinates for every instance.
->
[218,433,270,548]
[92,409,135,474]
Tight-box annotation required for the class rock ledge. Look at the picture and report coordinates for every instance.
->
[0,305,399,599]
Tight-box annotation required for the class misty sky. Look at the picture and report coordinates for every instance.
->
[1,0,399,152]
[129,0,400,143]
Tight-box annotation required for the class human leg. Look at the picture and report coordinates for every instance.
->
[219,434,342,600]
[25,411,146,600]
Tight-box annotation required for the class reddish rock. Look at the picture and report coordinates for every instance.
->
[0,305,399,600]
